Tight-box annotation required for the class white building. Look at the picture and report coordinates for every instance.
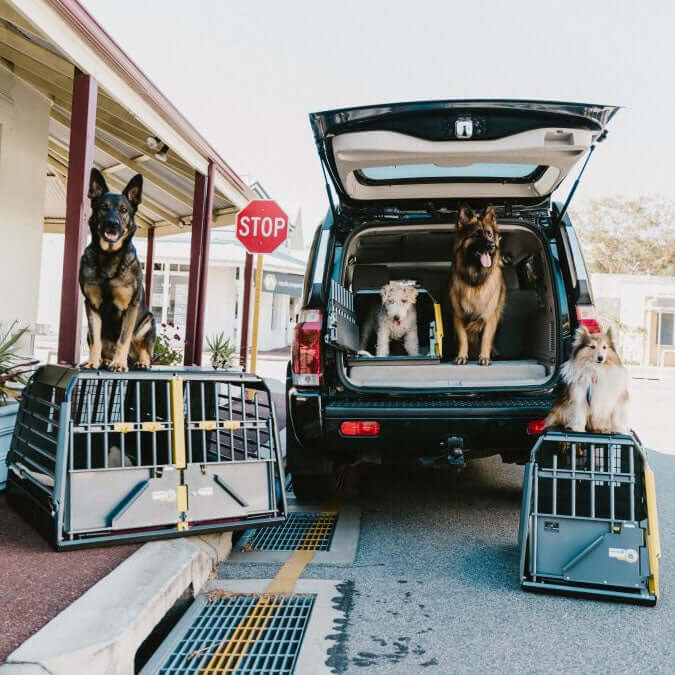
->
[591,273,675,367]
[37,227,307,359]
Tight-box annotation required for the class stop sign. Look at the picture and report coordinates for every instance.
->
[236,200,288,254]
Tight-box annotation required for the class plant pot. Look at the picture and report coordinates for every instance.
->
[0,401,19,491]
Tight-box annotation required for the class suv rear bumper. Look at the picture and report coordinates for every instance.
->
[288,388,554,462]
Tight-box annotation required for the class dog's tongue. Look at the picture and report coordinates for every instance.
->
[480,252,492,268]
[104,231,120,242]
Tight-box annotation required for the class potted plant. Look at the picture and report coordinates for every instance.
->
[152,322,184,366]
[206,332,236,369]
[0,322,38,490]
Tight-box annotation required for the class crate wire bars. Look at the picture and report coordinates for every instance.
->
[7,365,287,549]
[519,429,661,605]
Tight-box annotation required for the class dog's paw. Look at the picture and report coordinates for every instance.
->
[478,355,491,366]
[133,360,151,370]
[108,359,128,373]
[454,355,468,365]
[357,350,373,358]
[81,359,101,369]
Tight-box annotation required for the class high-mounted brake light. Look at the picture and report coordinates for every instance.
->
[527,419,547,436]
[339,420,380,437]
[575,305,602,334]
[291,309,323,386]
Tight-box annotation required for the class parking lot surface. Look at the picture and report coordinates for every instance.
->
[221,450,673,673]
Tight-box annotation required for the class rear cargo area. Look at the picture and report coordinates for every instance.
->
[338,222,558,389]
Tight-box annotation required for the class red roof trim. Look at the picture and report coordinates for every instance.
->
[45,0,253,201]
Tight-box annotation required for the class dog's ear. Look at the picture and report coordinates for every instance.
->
[457,204,474,230]
[482,204,498,229]
[404,285,418,303]
[380,284,391,302]
[88,168,109,203]
[605,325,616,348]
[573,325,592,348]
[123,174,143,211]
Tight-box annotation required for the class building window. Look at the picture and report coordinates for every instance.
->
[271,294,281,331]
[658,312,674,346]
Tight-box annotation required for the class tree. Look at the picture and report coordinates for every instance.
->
[569,196,675,276]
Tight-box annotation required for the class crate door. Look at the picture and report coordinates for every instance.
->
[182,379,285,525]
[326,279,360,352]
[66,378,181,534]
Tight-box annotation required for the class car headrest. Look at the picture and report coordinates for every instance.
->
[351,265,390,292]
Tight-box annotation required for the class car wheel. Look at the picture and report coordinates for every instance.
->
[286,426,339,501]
[291,471,340,501]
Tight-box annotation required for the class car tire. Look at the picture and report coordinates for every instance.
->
[286,426,339,500]
[291,471,340,501]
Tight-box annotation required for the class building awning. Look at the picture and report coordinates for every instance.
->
[1,0,254,237]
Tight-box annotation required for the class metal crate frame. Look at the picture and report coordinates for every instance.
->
[519,429,661,605]
[7,365,287,549]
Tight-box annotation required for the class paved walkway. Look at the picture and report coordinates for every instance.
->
[0,495,138,661]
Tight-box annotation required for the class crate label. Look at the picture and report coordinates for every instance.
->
[544,521,559,533]
[152,489,177,503]
[194,486,214,497]
[609,547,638,564]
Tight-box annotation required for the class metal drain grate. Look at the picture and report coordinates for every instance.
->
[239,512,338,552]
[154,594,315,674]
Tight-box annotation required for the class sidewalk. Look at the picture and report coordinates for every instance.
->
[0,494,138,662]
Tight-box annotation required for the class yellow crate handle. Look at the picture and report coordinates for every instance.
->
[198,420,217,431]
[644,464,661,597]
[113,422,134,433]
[169,377,186,470]
[433,302,444,357]
[141,421,163,432]
[223,420,240,431]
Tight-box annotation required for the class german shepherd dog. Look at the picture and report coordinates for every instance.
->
[449,204,506,365]
[79,168,155,372]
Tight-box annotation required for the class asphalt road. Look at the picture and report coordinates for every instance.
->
[223,365,675,674]
[222,451,674,673]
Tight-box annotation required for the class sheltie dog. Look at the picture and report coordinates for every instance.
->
[545,326,629,434]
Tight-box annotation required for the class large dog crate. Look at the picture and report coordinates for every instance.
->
[7,365,287,549]
[519,429,660,605]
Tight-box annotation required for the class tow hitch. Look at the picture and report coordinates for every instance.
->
[418,435,466,469]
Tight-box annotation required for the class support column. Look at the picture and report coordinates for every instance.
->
[193,161,215,365]
[58,69,97,365]
[238,252,253,369]
[144,226,155,301]
[183,172,207,365]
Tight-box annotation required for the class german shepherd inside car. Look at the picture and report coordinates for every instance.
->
[79,168,155,371]
[449,204,506,366]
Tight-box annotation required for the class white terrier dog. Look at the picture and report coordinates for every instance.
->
[545,326,629,434]
[360,281,419,357]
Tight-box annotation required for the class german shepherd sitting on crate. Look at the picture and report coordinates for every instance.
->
[79,168,155,372]
[449,204,506,366]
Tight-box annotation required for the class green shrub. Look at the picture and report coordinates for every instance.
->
[206,332,236,370]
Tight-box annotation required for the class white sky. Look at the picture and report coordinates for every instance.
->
[83,0,675,238]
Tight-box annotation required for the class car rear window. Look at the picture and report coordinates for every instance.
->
[359,162,542,182]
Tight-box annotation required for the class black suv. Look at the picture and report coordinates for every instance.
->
[286,99,618,499]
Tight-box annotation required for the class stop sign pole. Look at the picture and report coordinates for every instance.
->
[236,200,288,372]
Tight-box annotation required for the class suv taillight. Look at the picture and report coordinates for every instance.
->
[292,309,323,386]
[575,304,602,333]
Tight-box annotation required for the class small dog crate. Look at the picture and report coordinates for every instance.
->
[327,279,444,362]
[519,429,660,605]
[7,365,287,549]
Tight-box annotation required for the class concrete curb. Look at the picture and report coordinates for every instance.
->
[1,532,232,675]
